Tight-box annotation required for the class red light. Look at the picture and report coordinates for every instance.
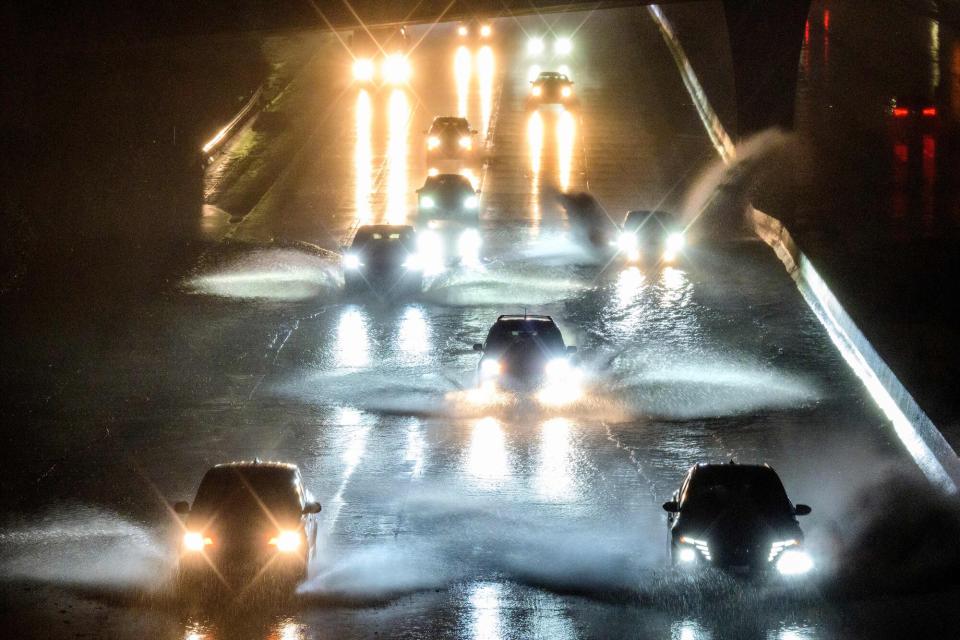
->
[804,20,810,44]
[823,10,830,31]
[922,107,937,117]
[894,143,908,163]
[892,107,910,118]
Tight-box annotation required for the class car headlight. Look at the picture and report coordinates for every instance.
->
[402,254,422,270]
[352,58,375,82]
[544,357,572,379]
[417,229,444,263]
[617,232,637,252]
[464,195,479,209]
[666,232,685,253]
[561,86,572,98]
[420,195,436,209]
[527,37,545,55]
[459,136,472,149]
[427,136,441,150]
[458,25,468,36]
[458,227,482,264]
[382,54,411,84]
[269,530,302,553]
[183,531,212,552]
[343,253,361,270]
[480,358,500,378]
[480,25,492,38]
[555,37,573,55]
[678,536,711,561]
[677,547,697,563]
[531,86,542,97]
[775,549,813,575]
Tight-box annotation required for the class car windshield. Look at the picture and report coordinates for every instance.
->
[353,229,413,250]
[431,118,469,133]
[423,175,472,190]
[682,467,793,517]
[624,210,677,232]
[191,466,302,519]
[485,319,565,352]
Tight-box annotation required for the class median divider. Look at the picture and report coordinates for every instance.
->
[647,4,960,493]
[200,84,265,165]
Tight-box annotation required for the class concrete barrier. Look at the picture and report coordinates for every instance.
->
[648,4,960,493]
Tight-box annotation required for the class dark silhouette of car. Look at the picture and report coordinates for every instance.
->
[174,461,321,592]
[662,462,813,576]
[349,26,410,85]
[425,116,478,162]
[616,210,686,265]
[473,314,579,393]
[416,174,482,267]
[342,224,423,295]
[528,71,576,107]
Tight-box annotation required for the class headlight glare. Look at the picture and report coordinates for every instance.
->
[666,232,685,252]
[527,37,545,55]
[531,86,542,96]
[464,195,479,209]
[183,531,211,552]
[420,195,436,209]
[555,37,573,55]
[459,136,472,149]
[343,253,361,270]
[427,136,441,150]
[617,232,637,252]
[480,25,492,37]
[352,58,375,82]
[561,86,572,98]
[678,547,697,563]
[269,530,302,553]
[480,359,500,378]
[776,549,813,575]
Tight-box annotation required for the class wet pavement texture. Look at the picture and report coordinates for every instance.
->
[3,6,960,640]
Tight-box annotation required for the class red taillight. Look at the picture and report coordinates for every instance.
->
[892,107,910,118]
[823,10,830,31]
[922,107,937,117]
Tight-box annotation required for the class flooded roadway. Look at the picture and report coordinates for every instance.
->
[2,6,959,639]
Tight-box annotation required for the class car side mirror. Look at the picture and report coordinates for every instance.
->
[566,345,577,354]
[473,343,483,352]
[173,501,190,515]
[303,501,322,514]
[662,501,680,513]
[794,504,811,516]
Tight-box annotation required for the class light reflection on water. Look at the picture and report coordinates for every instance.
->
[398,305,430,358]
[557,109,575,191]
[469,582,503,640]
[478,45,495,139]
[466,417,508,487]
[386,89,410,225]
[535,417,574,501]
[335,307,370,368]
[354,89,373,224]
[456,46,472,118]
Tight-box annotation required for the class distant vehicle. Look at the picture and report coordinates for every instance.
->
[616,210,686,264]
[473,314,579,395]
[662,462,813,576]
[526,34,573,57]
[350,26,411,85]
[457,18,493,40]
[425,116,478,163]
[342,224,423,295]
[556,190,617,253]
[416,174,482,267]
[528,71,576,107]
[174,461,322,591]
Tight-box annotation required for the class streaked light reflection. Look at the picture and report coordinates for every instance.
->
[536,418,574,500]
[386,89,410,224]
[274,621,305,640]
[527,110,544,227]
[335,307,370,367]
[354,89,373,224]
[615,266,646,309]
[670,619,712,640]
[455,46,472,118]
[470,583,503,640]
[658,266,689,307]
[478,45,494,138]
[466,417,508,486]
[398,305,430,356]
[557,109,576,191]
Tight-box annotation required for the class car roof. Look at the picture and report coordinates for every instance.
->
[536,71,569,81]
[623,209,678,228]
[687,462,781,484]
[495,314,554,323]
[212,460,298,472]
[356,224,414,234]
[421,173,473,188]
[431,116,470,127]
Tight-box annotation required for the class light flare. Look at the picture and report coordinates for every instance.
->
[557,109,576,191]
[455,46,472,118]
[354,90,372,224]
[386,90,410,224]
[478,46,494,139]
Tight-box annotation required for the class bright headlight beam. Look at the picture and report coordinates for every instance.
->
[464,195,479,209]
[269,530,302,553]
[666,232,685,252]
[531,86,542,96]
[343,253,361,270]
[776,549,813,575]
[527,37,545,55]
[480,359,500,377]
[555,37,573,55]
[678,547,697,563]
[480,25,492,38]
[183,532,211,552]
[420,195,436,209]
[352,58,375,82]
[459,136,472,149]
[427,136,441,150]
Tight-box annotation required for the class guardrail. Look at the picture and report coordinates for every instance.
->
[200,84,265,164]
[647,3,960,493]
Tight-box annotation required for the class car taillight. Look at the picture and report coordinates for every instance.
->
[892,107,910,118]
[922,107,937,117]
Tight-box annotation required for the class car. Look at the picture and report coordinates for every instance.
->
[528,71,576,107]
[472,314,580,399]
[416,174,482,267]
[342,225,423,295]
[456,19,493,40]
[173,461,322,592]
[662,462,813,576]
[425,116,478,163]
[616,210,687,264]
[525,34,573,57]
[350,26,411,85]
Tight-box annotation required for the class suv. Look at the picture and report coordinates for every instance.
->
[616,210,686,264]
[416,174,482,267]
[174,461,321,591]
[472,314,579,394]
[425,116,478,162]
[662,462,813,576]
[342,224,423,295]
